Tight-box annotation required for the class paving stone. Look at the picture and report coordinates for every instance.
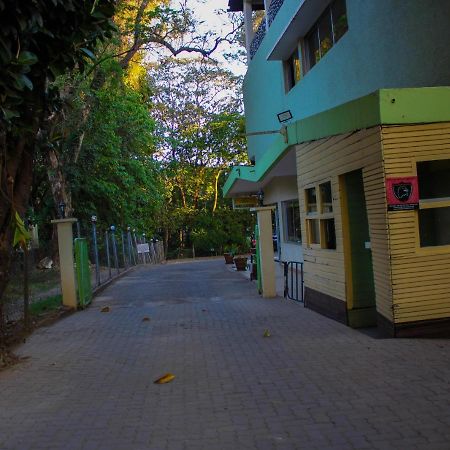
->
[0,259,449,450]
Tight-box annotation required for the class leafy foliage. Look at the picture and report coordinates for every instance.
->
[72,74,164,230]
[0,0,116,125]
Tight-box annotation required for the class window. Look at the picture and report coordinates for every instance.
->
[305,181,336,249]
[285,47,301,92]
[283,200,301,243]
[320,181,333,213]
[283,0,348,90]
[306,187,317,213]
[304,0,348,72]
[417,159,450,247]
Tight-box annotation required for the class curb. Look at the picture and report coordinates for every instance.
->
[92,265,137,298]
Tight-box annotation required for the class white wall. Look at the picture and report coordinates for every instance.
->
[264,176,303,262]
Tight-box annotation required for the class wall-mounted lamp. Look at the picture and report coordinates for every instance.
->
[257,189,264,206]
[277,110,292,123]
[58,202,66,219]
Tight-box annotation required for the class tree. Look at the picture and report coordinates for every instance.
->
[147,58,251,255]
[0,0,116,342]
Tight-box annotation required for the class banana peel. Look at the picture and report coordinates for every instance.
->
[154,373,175,384]
[263,329,271,338]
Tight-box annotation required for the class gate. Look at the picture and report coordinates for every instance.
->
[284,261,304,304]
[75,238,93,308]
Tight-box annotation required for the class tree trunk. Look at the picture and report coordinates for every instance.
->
[47,148,73,218]
[213,169,222,212]
[0,136,34,347]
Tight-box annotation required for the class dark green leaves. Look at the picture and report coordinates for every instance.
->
[16,51,38,66]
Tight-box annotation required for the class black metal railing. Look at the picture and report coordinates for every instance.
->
[268,0,284,26]
[250,19,266,59]
[284,261,304,304]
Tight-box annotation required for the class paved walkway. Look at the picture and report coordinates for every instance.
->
[0,259,449,450]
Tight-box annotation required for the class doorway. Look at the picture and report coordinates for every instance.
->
[340,169,377,327]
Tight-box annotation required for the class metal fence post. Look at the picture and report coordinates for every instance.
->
[127,227,133,265]
[111,225,119,275]
[105,230,111,279]
[121,231,127,268]
[142,233,147,264]
[133,230,139,264]
[91,215,100,287]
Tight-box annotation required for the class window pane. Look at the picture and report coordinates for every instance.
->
[286,47,301,91]
[306,27,320,69]
[308,219,320,244]
[332,0,348,42]
[318,8,333,57]
[322,219,336,249]
[417,159,450,199]
[419,207,450,247]
[285,200,301,242]
[320,181,333,213]
[306,187,317,213]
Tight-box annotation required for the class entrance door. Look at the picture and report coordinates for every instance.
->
[340,169,377,327]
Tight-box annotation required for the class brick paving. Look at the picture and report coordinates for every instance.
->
[0,258,449,450]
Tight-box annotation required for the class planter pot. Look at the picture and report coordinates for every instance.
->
[233,256,248,271]
[224,253,234,264]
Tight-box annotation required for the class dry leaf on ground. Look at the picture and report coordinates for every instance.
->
[154,373,175,384]
[142,316,150,322]
[100,306,110,313]
[263,329,271,337]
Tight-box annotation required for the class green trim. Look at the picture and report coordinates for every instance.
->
[224,87,450,197]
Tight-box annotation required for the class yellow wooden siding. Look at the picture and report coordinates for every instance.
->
[382,122,450,324]
[296,127,393,320]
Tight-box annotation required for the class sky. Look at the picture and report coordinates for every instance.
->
[185,0,247,76]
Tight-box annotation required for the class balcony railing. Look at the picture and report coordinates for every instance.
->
[249,0,285,59]
[250,19,266,59]
[268,0,284,26]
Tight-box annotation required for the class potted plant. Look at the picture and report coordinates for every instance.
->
[223,245,237,264]
[223,252,234,264]
[233,255,248,271]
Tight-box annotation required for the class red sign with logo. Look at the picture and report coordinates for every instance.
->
[386,177,419,211]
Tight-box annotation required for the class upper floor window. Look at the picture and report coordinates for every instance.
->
[283,0,348,90]
[305,0,348,71]
[285,47,301,92]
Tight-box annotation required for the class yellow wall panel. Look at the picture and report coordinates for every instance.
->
[296,127,393,319]
[382,123,450,324]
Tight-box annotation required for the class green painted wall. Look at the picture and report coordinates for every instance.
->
[223,87,450,197]
[343,170,377,328]
[244,0,450,163]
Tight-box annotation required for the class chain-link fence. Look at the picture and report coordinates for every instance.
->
[2,219,164,329]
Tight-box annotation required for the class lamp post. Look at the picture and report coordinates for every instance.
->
[257,189,265,206]
[58,202,66,219]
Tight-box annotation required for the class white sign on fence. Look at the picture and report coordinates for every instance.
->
[136,243,150,254]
